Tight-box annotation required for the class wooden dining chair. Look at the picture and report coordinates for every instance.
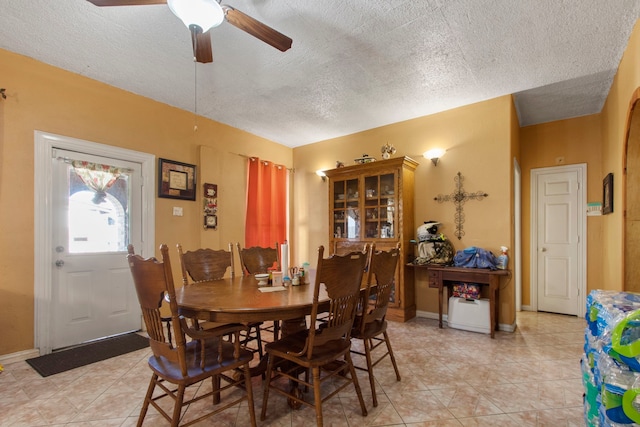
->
[237,242,281,341]
[351,243,402,407]
[127,244,256,427]
[177,243,263,358]
[236,242,280,275]
[261,245,369,427]
[178,243,235,283]
[128,245,174,345]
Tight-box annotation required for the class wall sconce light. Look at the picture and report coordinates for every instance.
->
[316,170,327,182]
[423,148,446,166]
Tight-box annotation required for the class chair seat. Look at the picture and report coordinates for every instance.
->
[265,330,352,367]
[148,339,254,383]
[351,319,387,340]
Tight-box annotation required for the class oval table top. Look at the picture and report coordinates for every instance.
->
[176,274,327,324]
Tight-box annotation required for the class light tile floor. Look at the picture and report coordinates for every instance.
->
[0,311,586,426]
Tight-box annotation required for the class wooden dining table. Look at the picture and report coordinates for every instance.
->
[176,273,324,327]
[176,273,326,380]
[177,272,375,411]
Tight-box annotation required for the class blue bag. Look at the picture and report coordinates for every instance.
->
[453,247,498,270]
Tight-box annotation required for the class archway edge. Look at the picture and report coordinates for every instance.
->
[623,87,640,291]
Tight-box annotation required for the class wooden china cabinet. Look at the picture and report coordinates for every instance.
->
[324,156,418,322]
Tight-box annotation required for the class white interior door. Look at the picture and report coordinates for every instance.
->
[534,167,583,315]
[51,148,142,349]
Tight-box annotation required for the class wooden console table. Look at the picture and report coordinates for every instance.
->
[409,264,510,338]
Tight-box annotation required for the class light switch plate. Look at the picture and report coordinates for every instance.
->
[172,207,183,216]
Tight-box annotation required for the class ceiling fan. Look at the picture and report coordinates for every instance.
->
[86,0,293,63]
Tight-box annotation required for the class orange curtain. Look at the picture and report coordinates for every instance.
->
[245,157,287,248]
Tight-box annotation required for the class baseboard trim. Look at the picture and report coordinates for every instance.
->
[416,309,515,333]
[0,348,40,365]
[416,309,447,322]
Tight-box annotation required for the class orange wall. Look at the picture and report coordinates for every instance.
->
[3,19,640,357]
[0,49,291,355]
[518,20,640,300]
[292,96,516,324]
[601,19,640,289]
[519,115,603,304]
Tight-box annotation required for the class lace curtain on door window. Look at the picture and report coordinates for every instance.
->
[68,160,129,252]
[72,160,124,204]
[245,157,287,248]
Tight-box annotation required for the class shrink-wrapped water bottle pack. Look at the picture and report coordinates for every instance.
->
[584,290,640,426]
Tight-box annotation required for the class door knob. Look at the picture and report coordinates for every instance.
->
[540,247,547,252]
[55,259,65,267]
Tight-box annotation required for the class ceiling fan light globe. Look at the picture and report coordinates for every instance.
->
[168,0,224,32]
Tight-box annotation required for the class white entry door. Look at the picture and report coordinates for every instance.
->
[533,166,585,316]
[51,148,142,350]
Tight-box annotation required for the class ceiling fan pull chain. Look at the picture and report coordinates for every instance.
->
[193,59,198,132]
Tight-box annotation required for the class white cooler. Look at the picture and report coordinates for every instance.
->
[447,297,491,334]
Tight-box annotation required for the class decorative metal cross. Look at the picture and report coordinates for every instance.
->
[434,172,488,240]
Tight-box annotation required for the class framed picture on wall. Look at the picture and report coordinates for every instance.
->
[203,183,217,230]
[603,173,613,215]
[158,158,196,200]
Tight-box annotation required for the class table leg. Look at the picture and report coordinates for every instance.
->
[269,317,308,409]
[281,317,307,336]
[438,282,444,328]
[248,355,269,377]
[489,277,499,339]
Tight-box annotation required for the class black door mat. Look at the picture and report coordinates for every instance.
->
[26,332,149,377]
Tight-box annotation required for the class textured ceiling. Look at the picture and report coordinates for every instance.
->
[1,1,639,147]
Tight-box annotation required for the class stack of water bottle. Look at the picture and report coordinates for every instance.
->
[584,290,640,426]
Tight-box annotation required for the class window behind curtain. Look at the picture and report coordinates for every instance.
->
[245,157,287,248]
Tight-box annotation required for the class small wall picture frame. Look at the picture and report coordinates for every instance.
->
[203,183,218,230]
[603,173,614,215]
[158,158,196,200]
[204,215,217,229]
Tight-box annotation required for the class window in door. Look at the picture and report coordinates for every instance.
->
[66,162,132,254]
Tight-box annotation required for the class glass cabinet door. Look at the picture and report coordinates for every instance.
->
[332,178,360,239]
[363,173,396,239]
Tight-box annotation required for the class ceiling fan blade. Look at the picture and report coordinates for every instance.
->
[191,26,213,63]
[223,6,292,52]
[86,0,166,5]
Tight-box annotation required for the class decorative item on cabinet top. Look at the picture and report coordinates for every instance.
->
[381,142,396,159]
[354,153,376,164]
